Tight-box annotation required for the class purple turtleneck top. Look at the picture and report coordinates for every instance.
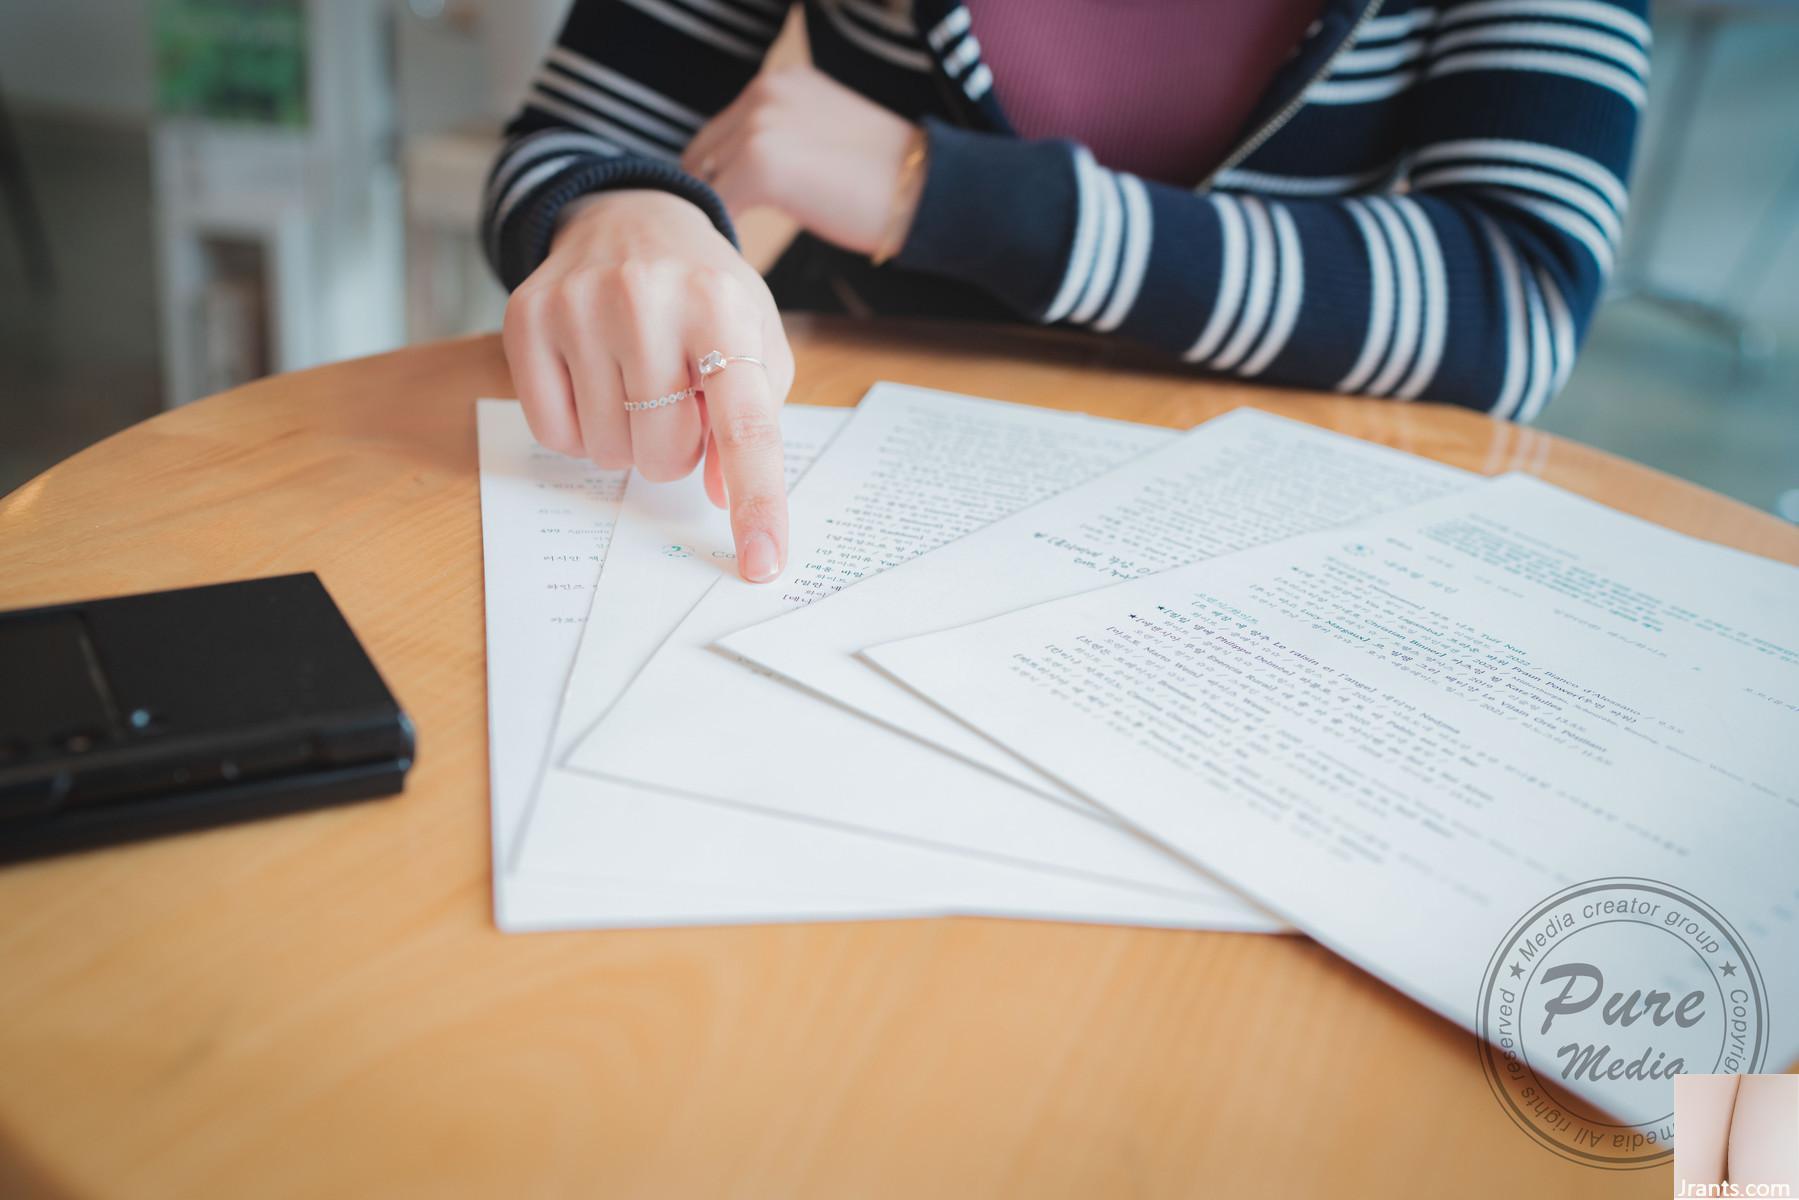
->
[970,0,1326,186]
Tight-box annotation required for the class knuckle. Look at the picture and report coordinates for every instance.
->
[547,272,600,323]
[613,259,655,305]
[563,263,610,302]
[689,266,750,317]
[504,285,545,330]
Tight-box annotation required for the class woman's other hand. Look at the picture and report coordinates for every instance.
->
[502,190,796,583]
[681,65,923,258]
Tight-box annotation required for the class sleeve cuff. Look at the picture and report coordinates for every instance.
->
[893,117,1082,319]
[491,156,739,291]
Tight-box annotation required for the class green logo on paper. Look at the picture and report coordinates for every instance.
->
[1476,878,1768,1170]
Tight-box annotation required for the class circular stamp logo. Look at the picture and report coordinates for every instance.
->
[1477,877,1768,1169]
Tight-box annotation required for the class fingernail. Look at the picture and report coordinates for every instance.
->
[740,532,780,583]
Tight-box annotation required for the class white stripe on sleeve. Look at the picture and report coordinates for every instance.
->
[821,0,933,70]
[1042,147,1101,325]
[1481,215,1530,419]
[943,34,982,75]
[843,0,917,36]
[618,0,768,59]
[546,48,707,128]
[1392,197,1449,400]
[525,88,678,160]
[1238,203,1305,377]
[1335,37,1428,74]
[484,129,620,219]
[1069,168,1125,325]
[1337,199,1397,393]
[1213,163,1396,195]
[664,0,780,39]
[1426,49,1645,107]
[1517,267,1555,421]
[1410,138,1627,211]
[1307,71,1421,104]
[1437,0,1650,47]
[1431,21,1649,77]
[534,69,690,150]
[1210,195,1277,370]
[926,5,972,50]
[1365,198,1422,396]
[1538,266,1577,394]
[962,63,993,100]
[1184,194,1249,363]
[488,153,581,259]
[1475,187,1616,274]
[1410,163,1621,242]
[1094,173,1153,333]
[1361,8,1440,41]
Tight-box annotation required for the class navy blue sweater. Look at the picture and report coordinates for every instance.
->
[481,0,1648,419]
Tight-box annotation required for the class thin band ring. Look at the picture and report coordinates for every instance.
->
[621,352,765,412]
[623,386,694,413]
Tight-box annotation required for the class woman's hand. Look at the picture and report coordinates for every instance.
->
[502,189,796,582]
[681,65,924,257]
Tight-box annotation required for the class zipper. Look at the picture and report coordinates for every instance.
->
[1200,0,1387,189]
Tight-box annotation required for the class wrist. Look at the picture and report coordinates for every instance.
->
[870,127,927,266]
[555,188,716,243]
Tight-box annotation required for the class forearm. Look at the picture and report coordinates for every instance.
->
[895,120,1606,417]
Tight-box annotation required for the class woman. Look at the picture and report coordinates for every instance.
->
[483,0,1647,582]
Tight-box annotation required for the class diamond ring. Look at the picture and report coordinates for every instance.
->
[697,350,766,379]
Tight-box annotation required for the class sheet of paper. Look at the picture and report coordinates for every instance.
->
[476,399,626,870]
[505,403,852,871]
[479,400,918,927]
[480,401,1277,932]
[720,408,1473,793]
[563,385,1274,926]
[868,474,1799,1113]
[508,772,1285,930]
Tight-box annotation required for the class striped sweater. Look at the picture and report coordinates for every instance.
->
[481,0,1648,419]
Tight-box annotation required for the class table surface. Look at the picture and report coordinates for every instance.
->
[2,317,1794,1200]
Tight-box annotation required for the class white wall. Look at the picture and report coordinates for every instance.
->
[0,0,154,122]
[475,0,567,116]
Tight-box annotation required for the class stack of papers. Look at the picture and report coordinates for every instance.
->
[477,382,1797,1103]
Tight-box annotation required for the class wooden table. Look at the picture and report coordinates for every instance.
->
[2,317,1794,1199]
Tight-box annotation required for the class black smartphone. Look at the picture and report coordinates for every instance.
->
[0,573,415,864]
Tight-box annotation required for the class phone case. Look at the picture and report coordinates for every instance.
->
[0,574,415,864]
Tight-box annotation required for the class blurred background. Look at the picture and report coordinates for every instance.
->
[0,0,1795,518]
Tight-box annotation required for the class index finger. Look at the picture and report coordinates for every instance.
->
[693,342,786,583]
